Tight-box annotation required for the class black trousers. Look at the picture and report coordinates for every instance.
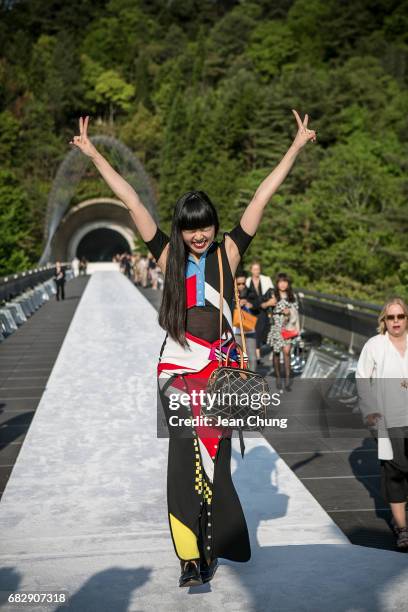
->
[380,427,408,503]
[56,281,65,300]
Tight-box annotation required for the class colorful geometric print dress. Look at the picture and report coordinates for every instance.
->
[144,223,254,566]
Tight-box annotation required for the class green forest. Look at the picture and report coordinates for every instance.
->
[0,0,407,302]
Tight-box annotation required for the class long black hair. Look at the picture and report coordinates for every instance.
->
[159,190,219,346]
[273,272,296,303]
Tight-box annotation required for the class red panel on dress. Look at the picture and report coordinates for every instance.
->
[185,274,197,309]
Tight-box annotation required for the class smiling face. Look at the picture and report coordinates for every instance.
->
[384,303,408,338]
[181,225,215,257]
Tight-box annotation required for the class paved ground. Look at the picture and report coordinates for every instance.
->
[0,271,407,612]
[0,275,89,498]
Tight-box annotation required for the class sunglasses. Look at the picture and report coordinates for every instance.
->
[385,314,407,321]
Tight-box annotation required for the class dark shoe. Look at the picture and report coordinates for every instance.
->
[396,527,408,550]
[179,560,203,587]
[200,558,219,583]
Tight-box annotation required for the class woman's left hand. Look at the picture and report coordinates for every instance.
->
[291,109,317,150]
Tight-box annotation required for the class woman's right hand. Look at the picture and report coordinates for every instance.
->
[69,116,97,158]
[261,296,276,308]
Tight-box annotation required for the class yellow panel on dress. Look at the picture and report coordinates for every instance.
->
[169,513,200,560]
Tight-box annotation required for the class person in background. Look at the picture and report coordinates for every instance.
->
[148,254,159,290]
[132,253,141,285]
[157,268,164,291]
[119,253,126,274]
[266,272,299,392]
[79,256,88,275]
[246,261,273,362]
[356,297,408,551]
[71,256,79,277]
[233,271,258,371]
[54,261,66,301]
[137,254,149,288]
[123,253,132,279]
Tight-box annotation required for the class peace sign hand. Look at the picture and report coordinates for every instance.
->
[291,109,317,150]
[69,116,97,158]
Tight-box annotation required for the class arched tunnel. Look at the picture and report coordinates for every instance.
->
[39,135,158,264]
[48,198,137,262]
[76,228,130,261]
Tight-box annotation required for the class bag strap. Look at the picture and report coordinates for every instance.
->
[216,246,248,366]
[216,246,247,459]
[217,247,224,366]
[233,272,248,359]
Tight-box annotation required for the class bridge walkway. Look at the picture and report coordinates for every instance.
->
[0,272,406,612]
[0,275,89,498]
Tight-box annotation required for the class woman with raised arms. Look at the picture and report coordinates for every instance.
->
[69,109,316,587]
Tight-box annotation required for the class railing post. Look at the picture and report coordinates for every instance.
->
[298,291,305,333]
[346,303,355,355]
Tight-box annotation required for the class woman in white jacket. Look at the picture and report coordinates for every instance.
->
[355,297,408,550]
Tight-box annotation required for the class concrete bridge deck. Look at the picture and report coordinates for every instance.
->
[0,271,407,612]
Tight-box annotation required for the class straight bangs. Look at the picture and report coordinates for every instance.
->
[274,272,296,303]
[276,272,289,282]
[177,191,219,233]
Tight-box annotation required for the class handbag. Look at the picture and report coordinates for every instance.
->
[281,303,299,340]
[232,306,257,332]
[281,328,298,340]
[201,247,271,457]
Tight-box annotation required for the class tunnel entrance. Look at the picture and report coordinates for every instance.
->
[76,228,131,261]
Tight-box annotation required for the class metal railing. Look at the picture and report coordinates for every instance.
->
[0,264,73,342]
[295,288,381,354]
[0,264,70,303]
[296,288,381,313]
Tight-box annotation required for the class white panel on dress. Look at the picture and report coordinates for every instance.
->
[204,282,232,328]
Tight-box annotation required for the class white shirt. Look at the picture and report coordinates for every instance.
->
[355,332,408,459]
[245,274,273,294]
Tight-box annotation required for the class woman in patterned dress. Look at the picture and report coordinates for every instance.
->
[266,273,300,392]
[69,109,316,588]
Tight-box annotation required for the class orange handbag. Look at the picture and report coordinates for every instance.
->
[233,306,257,332]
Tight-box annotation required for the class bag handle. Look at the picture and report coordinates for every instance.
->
[216,246,248,366]
[225,342,246,369]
